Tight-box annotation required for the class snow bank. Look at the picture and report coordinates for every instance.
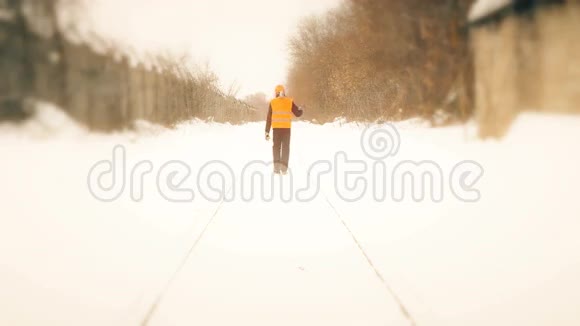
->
[469,0,512,22]
[0,101,88,139]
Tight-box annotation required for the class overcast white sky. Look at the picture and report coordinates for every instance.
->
[86,0,341,97]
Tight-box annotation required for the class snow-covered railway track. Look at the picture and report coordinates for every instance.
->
[140,188,233,326]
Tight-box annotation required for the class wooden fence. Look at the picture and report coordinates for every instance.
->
[0,0,259,130]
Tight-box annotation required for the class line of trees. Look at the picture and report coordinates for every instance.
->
[287,0,474,124]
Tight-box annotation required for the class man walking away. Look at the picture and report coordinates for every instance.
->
[265,85,303,174]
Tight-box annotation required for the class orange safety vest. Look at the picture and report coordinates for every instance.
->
[270,96,294,129]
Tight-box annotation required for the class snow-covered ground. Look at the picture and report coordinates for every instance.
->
[1,104,580,326]
[468,0,511,22]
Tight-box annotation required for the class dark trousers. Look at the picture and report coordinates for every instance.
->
[273,128,291,172]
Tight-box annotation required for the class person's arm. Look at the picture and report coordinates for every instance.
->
[292,102,303,118]
[265,104,273,134]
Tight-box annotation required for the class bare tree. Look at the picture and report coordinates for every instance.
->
[287,0,474,123]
